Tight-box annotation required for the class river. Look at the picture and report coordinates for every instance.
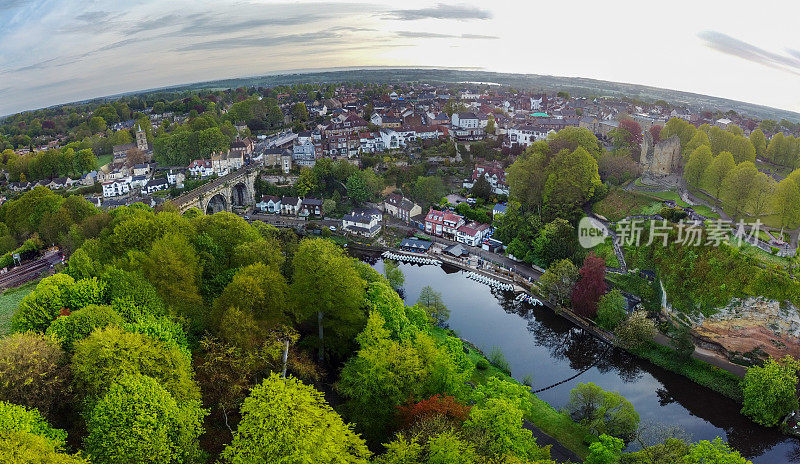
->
[366,257,800,463]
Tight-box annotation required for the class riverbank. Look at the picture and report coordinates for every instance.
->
[430,326,594,460]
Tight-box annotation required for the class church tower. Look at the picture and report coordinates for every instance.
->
[135,125,148,151]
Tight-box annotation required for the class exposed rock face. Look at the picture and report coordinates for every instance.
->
[640,133,681,186]
[692,297,800,361]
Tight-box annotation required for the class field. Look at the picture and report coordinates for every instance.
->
[0,281,36,335]
[592,189,658,222]
[97,153,113,168]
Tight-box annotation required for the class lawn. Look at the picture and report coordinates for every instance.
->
[0,281,36,335]
[592,189,659,222]
[96,153,113,168]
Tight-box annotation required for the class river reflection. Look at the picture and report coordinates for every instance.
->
[365,256,800,463]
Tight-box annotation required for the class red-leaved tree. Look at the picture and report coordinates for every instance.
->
[649,125,663,143]
[618,119,643,147]
[396,394,471,429]
[571,252,607,318]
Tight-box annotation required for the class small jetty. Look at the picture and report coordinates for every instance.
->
[466,271,514,291]
[382,251,442,266]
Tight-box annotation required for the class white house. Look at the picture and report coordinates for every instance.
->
[188,159,214,177]
[102,177,131,198]
[280,196,302,215]
[167,170,185,188]
[451,112,479,129]
[256,195,281,213]
[142,178,169,195]
[455,222,490,247]
[506,124,550,148]
[292,138,316,167]
[342,208,382,237]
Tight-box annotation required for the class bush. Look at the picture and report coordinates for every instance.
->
[0,401,67,449]
[614,311,656,349]
[669,325,695,360]
[741,356,799,426]
[596,289,627,330]
[488,346,510,374]
[476,359,489,370]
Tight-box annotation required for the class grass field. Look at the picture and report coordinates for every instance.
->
[97,153,113,168]
[592,189,659,222]
[0,281,36,335]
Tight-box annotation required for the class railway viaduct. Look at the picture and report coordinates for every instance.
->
[170,167,258,214]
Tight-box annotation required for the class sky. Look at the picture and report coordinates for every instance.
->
[1,0,800,116]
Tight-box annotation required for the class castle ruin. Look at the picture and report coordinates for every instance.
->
[639,132,681,187]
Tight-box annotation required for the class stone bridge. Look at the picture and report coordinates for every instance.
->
[170,167,258,214]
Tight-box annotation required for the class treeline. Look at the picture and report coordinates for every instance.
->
[1,147,98,183]
[0,187,558,463]
[153,114,236,166]
[497,127,603,266]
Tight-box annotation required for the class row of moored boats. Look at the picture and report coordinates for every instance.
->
[515,293,543,306]
[382,251,441,266]
[466,272,514,291]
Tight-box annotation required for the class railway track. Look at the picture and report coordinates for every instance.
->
[0,253,62,289]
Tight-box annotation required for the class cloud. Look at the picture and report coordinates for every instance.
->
[699,31,800,76]
[385,3,491,21]
[176,31,345,52]
[394,31,497,39]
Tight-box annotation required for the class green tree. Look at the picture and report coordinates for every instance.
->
[774,174,800,228]
[291,102,309,122]
[222,373,370,464]
[506,146,548,210]
[741,355,800,427]
[537,258,579,306]
[417,286,450,326]
[211,263,289,335]
[684,438,750,464]
[12,273,76,333]
[750,129,767,160]
[669,325,695,360]
[85,374,205,464]
[413,176,448,209]
[0,333,68,418]
[749,171,774,218]
[464,397,546,461]
[0,401,66,448]
[347,171,370,204]
[45,304,123,351]
[470,175,492,201]
[72,326,200,405]
[585,434,624,464]
[291,239,366,361]
[683,130,710,160]
[0,430,89,464]
[532,219,581,268]
[543,147,601,220]
[614,311,656,349]
[596,289,627,330]
[702,151,736,198]
[720,161,759,220]
[383,260,405,292]
[295,167,317,197]
[564,382,640,439]
[683,145,713,188]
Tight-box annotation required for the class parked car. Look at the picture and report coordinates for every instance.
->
[329,226,337,231]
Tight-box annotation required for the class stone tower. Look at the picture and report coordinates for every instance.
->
[639,132,681,186]
[135,125,148,152]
